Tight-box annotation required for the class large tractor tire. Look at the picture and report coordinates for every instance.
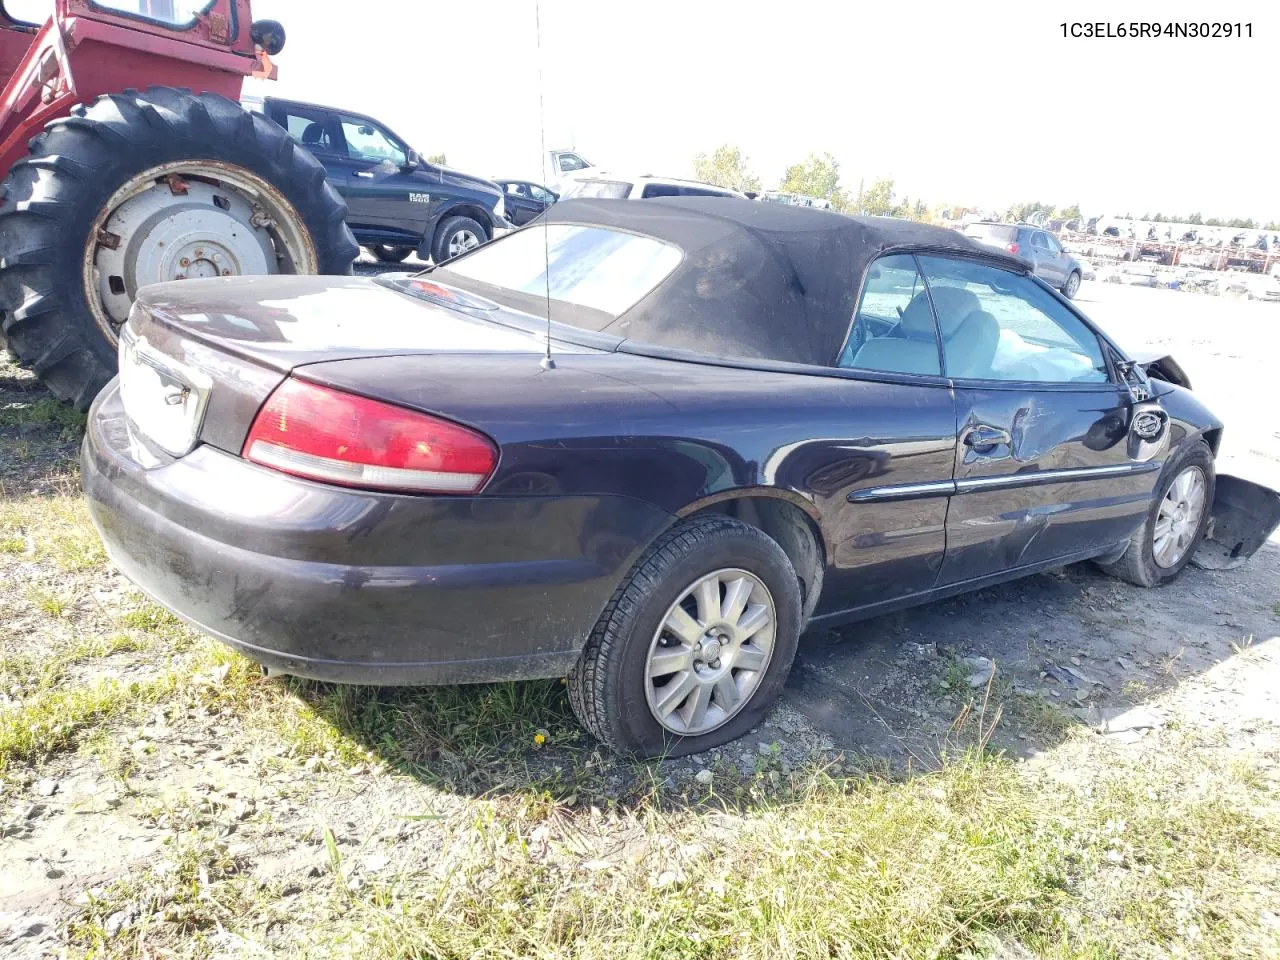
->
[0,87,358,409]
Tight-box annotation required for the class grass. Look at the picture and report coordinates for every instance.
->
[70,828,254,952]
[1008,690,1080,739]
[119,604,183,635]
[1,629,157,696]
[0,643,257,771]
[66,739,1280,960]
[0,395,86,439]
[0,491,105,572]
[27,585,69,618]
[0,676,167,770]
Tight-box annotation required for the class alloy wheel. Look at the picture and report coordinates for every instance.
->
[644,568,776,736]
[447,229,481,258]
[1152,465,1207,568]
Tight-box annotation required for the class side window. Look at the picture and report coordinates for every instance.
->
[558,154,587,172]
[641,183,681,199]
[505,183,529,197]
[837,254,941,376]
[1045,234,1063,255]
[531,185,555,203]
[678,186,730,198]
[282,111,340,155]
[1030,231,1049,250]
[340,118,407,166]
[916,255,1108,383]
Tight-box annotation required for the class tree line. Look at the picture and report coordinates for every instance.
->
[690,145,1280,231]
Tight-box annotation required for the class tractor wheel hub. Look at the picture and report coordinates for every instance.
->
[90,169,294,336]
[108,181,272,293]
[161,232,250,282]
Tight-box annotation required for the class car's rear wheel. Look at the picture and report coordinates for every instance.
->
[568,515,802,757]
[1096,440,1214,587]
[431,216,487,264]
[369,244,414,263]
[1062,270,1081,299]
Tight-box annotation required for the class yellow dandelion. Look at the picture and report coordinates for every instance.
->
[534,732,547,746]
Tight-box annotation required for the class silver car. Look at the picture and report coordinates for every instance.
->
[962,222,1084,299]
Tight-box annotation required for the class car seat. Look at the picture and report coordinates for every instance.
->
[943,310,999,379]
[300,122,330,152]
[848,290,940,375]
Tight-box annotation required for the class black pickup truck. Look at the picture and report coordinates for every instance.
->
[247,96,510,264]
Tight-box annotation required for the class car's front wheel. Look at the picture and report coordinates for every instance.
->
[1062,270,1082,299]
[431,215,487,264]
[1096,440,1214,587]
[568,515,802,757]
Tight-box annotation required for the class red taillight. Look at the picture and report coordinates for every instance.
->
[243,378,497,494]
[407,279,457,301]
[1007,242,1020,255]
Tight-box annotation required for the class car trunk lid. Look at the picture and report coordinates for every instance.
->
[131,275,558,372]
[121,275,586,458]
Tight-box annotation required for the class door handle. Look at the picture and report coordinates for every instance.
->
[963,425,1011,452]
[354,171,375,179]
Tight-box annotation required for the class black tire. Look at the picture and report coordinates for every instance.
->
[1062,270,1081,299]
[1095,440,1215,588]
[431,215,487,264]
[369,244,414,264]
[567,515,803,758]
[0,87,358,409]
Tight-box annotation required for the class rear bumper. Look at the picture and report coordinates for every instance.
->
[82,381,672,684]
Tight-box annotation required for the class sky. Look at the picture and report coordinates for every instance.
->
[245,0,1280,222]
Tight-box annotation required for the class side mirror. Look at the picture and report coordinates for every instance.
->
[404,150,421,171]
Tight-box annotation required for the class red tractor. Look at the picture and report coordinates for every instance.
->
[0,1,356,407]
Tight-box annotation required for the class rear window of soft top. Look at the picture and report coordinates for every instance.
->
[438,224,681,322]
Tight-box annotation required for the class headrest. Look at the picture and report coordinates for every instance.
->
[927,285,982,337]
[897,291,937,339]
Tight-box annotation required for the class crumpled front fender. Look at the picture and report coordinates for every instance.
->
[1193,475,1280,570]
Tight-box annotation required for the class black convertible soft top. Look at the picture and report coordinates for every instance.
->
[535,196,1027,367]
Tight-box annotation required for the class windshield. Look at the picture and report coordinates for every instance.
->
[441,225,681,319]
[1,0,47,22]
[89,0,215,26]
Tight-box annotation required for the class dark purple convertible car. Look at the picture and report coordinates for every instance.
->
[83,197,1280,756]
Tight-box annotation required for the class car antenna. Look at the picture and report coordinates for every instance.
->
[535,0,555,370]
